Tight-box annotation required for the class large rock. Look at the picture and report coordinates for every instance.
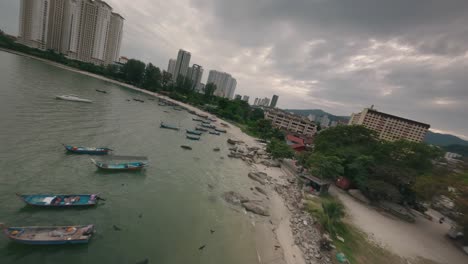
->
[223,191,249,206]
[248,172,266,185]
[255,186,267,196]
[242,201,269,216]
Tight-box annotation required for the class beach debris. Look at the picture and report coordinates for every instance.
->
[136,258,149,264]
[274,245,281,250]
[198,245,206,250]
[113,225,122,231]
[223,191,249,206]
[138,213,143,218]
[336,235,345,243]
[207,184,214,190]
[241,201,269,216]
[210,229,215,234]
[213,147,220,151]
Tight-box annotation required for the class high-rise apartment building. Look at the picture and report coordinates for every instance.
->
[235,94,242,100]
[104,12,124,65]
[18,0,124,65]
[254,98,259,105]
[349,107,430,142]
[167,59,176,76]
[187,64,203,90]
[173,49,191,81]
[207,70,237,98]
[18,0,50,50]
[320,115,330,128]
[242,95,249,103]
[270,95,279,108]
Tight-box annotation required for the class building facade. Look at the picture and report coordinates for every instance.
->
[264,109,317,137]
[173,49,191,81]
[242,95,249,103]
[207,70,237,99]
[18,0,50,50]
[235,94,242,100]
[18,0,124,65]
[348,107,430,142]
[187,64,203,90]
[270,95,279,108]
[167,58,176,76]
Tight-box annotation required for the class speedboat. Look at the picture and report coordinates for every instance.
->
[55,95,92,103]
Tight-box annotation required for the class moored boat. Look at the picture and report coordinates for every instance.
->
[55,95,92,103]
[215,128,227,133]
[209,131,220,135]
[95,89,107,94]
[209,117,217,122]
[213,147,221,151]
[186,135,201,141]
[1,224,94,245]
[192,118,204,122]
[180,145,192,150]
[160,122,179,130]
[91,156,148,171]
[17,194,100,207]
[186,129,202,135]
[195,126,208,132]
[201,123,215,129]
[201,120,211,124]
[63,145,112,155]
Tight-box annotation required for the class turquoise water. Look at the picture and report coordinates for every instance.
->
[0,51,258,264]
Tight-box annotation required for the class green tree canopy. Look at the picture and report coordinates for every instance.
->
[122,59,146,85]
[266,139,294,159]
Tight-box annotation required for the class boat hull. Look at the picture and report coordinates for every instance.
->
[3,225,94,245]
[64,145,110,155]
[18,194,98,207]
[55,96,92,103]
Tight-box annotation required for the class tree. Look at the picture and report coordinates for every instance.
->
[364,180,402,202]
[141,63,162,91]
[161,71,172,90]
[320,200,345,235]
[204,82,216,100]
[250,108,264,121]
[122,59,146,85]
[266,139,294,159]
[305,153,344,180]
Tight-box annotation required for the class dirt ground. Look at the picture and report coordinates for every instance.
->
[330,186,468,264]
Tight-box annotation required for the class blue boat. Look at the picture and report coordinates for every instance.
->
[160,122,179,130]
[91,156,148,171]
[1,224,94,245]
[186,135,201,141]
[214,128,227,133]
[17,193,100,207]
[209,131,220,136]
[195,127,208,132]
[202,120,211,124]
[63,144,112,155]
[186,129,202,135]
[192,118,203,122]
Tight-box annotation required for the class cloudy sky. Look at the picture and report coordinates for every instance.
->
[1,0,467,138]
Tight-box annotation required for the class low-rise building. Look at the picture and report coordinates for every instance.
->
[445,152,462,160]
[349,106,430,142]
[264,108,317,137]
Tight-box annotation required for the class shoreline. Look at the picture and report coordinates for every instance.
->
[0,48,310,264]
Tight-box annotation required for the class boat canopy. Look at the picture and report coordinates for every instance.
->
[97,155,148,161]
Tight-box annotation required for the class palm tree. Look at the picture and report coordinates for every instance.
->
[321,201,345,235]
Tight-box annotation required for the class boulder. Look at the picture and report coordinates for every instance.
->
[248,172,266,185]
[223,191,249,206]
[255,186,267,196]
[242,201,269,216]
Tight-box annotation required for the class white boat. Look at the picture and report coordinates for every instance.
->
[55,95,93,103]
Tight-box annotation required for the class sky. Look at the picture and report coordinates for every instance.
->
[1,0,467,139]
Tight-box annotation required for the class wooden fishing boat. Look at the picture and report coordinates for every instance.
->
[215,128,227,133]
[160,122,179,130]
[180,145,192,150]
[91,156,148,171]
[63,145,112,155]
[55,95,92,103]
[173,106,183,111]
[17,194,100,207]
[201,123,215,129]
[186,135,201,141]
[201,120,211,124]
[195,127,208,132]
[1,224,94,245]
[133,98,144,103]
[209,131,220,136]
[196,113,208,118]
[158,102,166,106]
[208,117,217,122]
[95,89,107,94]
[192,118,204,122]
[213,147,221,152]
[186,130,202,136]
[220,122,230,127]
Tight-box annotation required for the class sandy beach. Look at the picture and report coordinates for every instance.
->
[0,48,312,264]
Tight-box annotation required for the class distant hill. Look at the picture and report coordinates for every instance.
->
[285,109,349,123]
[424,131,468,146]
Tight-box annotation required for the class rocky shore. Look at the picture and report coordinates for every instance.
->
[223,138,333,264]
